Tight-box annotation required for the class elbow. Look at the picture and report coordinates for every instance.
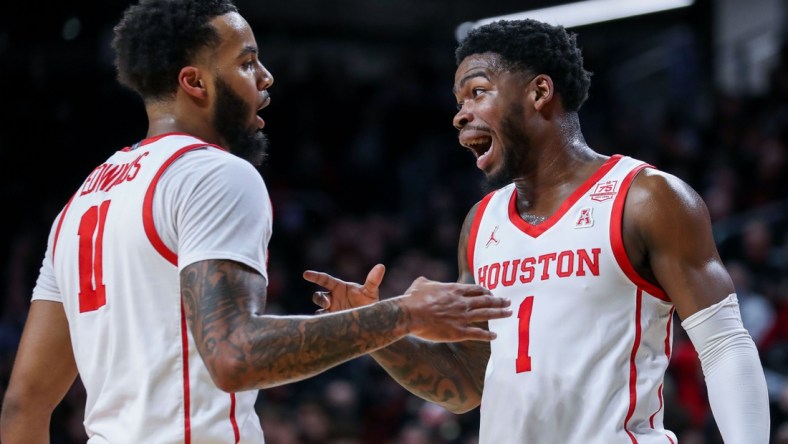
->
[0,394,21,428]
[443,399,481,415]
[207,360,289,392]
[1,389,55,433]
[199,344,292,392]
[202,354,253,393]
[208,371,244,393]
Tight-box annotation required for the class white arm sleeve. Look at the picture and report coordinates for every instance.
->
[682,293,770,444]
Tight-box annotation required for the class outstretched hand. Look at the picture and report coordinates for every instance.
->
[401,277,512,342]
[304,266,511,343]
[303,264,385,313]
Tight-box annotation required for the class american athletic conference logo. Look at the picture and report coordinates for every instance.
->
[575,208,594,228]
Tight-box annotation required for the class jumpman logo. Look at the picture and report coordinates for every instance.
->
[486,225,500,248]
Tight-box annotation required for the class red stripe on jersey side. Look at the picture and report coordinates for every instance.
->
[230,393,240,443]
[181,301,192,444]
[265,197,273,272]
[665,307,674,358]
[508,155,622,238]
[624,288,643,444]
[609,164,670,301]
[649,307,675,429]
[52,193,77,262]
[143,143,223,265]
[467,191,496,277]
[649,384,664,428]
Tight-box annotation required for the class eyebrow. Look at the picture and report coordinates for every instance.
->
[453,71,490,95]
[236,45,258,59]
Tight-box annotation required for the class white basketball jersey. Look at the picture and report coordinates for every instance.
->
[32,134,267,443]
[471,155,677,444]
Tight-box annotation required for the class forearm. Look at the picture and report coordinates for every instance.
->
[196,297,412,391]
[683,294,770,443]
[1,300,75,444]
[0,401,53,444]
[370,337,487,413]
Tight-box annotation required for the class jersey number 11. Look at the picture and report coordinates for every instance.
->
[77,201,111,313]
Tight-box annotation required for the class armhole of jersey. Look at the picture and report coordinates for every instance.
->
[265,196,273,272]
[143,143,221,266]
[610,164,671,302]
[467,191,496,279]
[52,192,77,264]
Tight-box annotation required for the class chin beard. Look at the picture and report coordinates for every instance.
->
[481,138,526,193]
[482,104,529,193]
[483,161,517,192]
[213,78,269,166]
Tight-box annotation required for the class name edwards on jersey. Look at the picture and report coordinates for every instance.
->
[80,152,149,196]
[476,247,601,290]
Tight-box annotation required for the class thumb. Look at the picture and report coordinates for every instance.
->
[363,264,386,291]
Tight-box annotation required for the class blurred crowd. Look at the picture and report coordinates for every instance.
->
[1,15,787,444]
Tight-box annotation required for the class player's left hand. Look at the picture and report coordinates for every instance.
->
[303,264,385,314]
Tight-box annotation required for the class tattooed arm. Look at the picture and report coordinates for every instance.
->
[367,203,490,413]
[367,326,491,414]
[181,249,508,392]
[306,202,493,413]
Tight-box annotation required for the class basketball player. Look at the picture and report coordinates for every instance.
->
[306,19,770,443]
[0,1,513,442]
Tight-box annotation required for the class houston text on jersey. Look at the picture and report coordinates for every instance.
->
[476,247,601,289]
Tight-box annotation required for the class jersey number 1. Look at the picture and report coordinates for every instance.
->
[78,200,111,313]
[516,296,534,373]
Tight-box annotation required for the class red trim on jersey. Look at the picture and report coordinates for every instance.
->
[649,307,675,430]
[609,164,670,301]
[649,384,664,428]
[122,132,221,152]
[624,288,643,444]
[143,143,223,265]
[467,191,496,277]
[52,193,77,262]
[665,307,674,359]
[230,393,240,443]
[508,155,622,238]
[265,197,273,272]
[180,301,192,444]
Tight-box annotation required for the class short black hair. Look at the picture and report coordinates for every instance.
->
[456,19,592,112]
[112,0,238,100]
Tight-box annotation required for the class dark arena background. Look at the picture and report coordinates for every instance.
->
[1,0,787,442]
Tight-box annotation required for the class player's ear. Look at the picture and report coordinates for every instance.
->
[179,66,207,99]
[532,74,554,111]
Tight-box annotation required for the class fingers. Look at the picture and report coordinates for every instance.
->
[419,281,491,296]
[303,270,346,290]
[465,294,511,309]
[311,291,331,309]
[457,327,498,342]
[465,307,513,323]
[362,264,386,292]
[456,285,494,296]
[462,295,512,322]
[412,276,430,286]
